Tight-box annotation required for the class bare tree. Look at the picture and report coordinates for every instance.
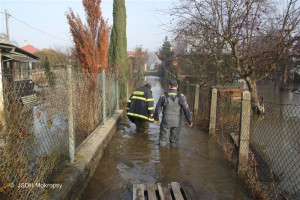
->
[169,0,300,113]
[133,46,147,80]
[147,51,159,70]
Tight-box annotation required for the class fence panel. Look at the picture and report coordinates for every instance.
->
[197,86,211,131]
[0,68,119,199]
[72,72,103,149]
[0,69,69,199]
[250,102,300,199]
[215,91,241,163]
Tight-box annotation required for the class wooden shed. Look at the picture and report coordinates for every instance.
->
[217,88,248,103]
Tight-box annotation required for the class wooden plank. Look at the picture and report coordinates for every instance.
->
[171,182,184,200]
[133,184,145,200]
[180,182,198,200]
[147,184,157,200]
[157,183,172,200]
[230,96,241,103]
[157,183,164,200]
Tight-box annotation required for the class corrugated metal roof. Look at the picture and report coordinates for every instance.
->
[0,36,39,60]
[0,36,15,46]
[2,52,39,63]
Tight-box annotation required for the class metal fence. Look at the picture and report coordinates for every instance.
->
[177,83,211,131]
[208,89,300,200]
[250,102,300,199]
[0,67,118,199]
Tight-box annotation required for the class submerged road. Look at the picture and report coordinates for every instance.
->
[82,76,252,200]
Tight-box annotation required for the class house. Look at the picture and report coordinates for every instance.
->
[21,40,40,54]
[0,36,39,110]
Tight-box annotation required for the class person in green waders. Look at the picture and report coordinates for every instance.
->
[154,79,193,147]
[127,83,154,133]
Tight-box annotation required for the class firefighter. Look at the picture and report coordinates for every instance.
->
[127,83,154,133]
[154,79,193,146]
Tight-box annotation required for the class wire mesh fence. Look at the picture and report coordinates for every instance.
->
[206,88,300,199]
[212,90,243,169]
[72,72,103,148]
[0,69,69,199]
[0,67,119,199]
[250,102,300,199]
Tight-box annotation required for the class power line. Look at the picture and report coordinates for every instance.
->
[0,11,68,42]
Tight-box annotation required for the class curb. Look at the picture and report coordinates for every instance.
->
[39,110,123,200]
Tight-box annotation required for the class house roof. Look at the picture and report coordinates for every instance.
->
[21,44,40,54]
[2,52,39,63]
[127,51,135,56]
[0,36,39,60]
[0,37,15,46]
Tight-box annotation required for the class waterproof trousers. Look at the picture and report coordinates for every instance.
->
[159,123,181,147]
[134,118,149,133]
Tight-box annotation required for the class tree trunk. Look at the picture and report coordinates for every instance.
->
[245,77,265,114]
[280,65,288,90]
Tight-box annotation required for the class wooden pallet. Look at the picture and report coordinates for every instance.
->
[21,94,37,111]
[133,182,199,200]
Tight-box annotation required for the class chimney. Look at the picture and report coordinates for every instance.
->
[23,40,28,47]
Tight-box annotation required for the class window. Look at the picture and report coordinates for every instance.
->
[14,62,30,81]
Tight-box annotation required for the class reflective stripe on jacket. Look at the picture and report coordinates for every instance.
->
[127,86,154,122]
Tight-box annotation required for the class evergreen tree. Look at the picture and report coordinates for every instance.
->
[156,36,174,76]
[43,56,55,86]
[157,37,174,68]
[109,0,129,99]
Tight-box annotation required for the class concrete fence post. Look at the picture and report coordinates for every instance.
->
[102,70,106,123]
[194,84,200,114]
[209,88,217,135]
[66,65,75,162]
[238,91,251,175]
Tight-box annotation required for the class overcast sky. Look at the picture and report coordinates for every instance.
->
[0,0,173,52]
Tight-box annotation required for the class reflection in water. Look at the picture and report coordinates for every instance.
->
[82,76,252,200]
[31,105,68,156]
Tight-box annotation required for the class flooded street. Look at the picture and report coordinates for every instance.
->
[82,76,252,200]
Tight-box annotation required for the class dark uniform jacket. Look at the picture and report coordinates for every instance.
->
[127,86,154,122]
[154,89,193,124]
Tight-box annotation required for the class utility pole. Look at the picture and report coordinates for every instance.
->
[5,9,10,41]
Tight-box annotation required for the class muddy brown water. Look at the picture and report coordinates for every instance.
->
[82,76,252,200]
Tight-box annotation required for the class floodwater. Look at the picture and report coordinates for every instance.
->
[82,76,252,200]
[251,81,300,198]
